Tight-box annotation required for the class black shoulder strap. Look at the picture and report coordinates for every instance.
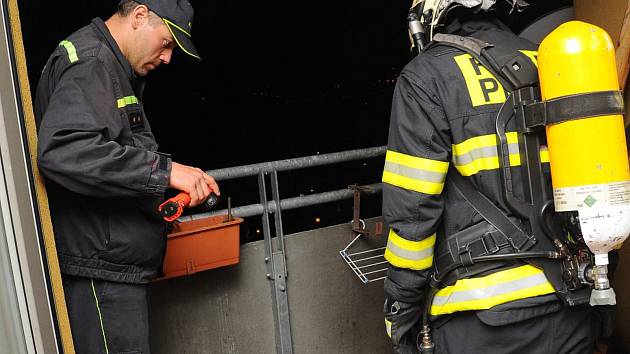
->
[432,33,624,127]
[448,167,536,252]
[428,33,539,252]
[432,33,538,91]
[524,90,625,127]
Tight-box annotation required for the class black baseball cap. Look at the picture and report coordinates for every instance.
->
[131,0,200,60]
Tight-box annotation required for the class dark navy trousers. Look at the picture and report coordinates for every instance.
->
[62,275,151,354]
[432,305,596,354]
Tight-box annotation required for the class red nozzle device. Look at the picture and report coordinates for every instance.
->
[159,192,219,222]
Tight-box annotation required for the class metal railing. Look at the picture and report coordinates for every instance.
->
[179,146,386,221]
[180,146,386,354]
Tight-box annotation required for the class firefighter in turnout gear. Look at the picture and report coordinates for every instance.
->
[382,1,612,353]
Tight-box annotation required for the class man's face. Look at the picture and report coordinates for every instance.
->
[129,15,177,76]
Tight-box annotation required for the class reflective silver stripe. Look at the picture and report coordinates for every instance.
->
[386,239,434,261]
[432,272,550,306]
[384,231,435,270]
[383,161,446,183]
[453,142,519,166]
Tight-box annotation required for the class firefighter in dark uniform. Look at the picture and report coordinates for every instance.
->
[381,1,604,353]
[34,1,219,353]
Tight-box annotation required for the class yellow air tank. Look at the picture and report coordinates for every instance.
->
[538,21,630,305]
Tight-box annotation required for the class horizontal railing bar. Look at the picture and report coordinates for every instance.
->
[205,146,386,181]
[181,183,382,221]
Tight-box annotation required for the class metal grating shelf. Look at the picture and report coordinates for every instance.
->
[340,231,387,284]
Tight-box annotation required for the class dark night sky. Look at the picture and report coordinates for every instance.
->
[17,0,572,240]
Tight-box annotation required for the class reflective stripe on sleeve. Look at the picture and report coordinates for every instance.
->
[59,40,78,63]
[116,96,139,108]
[382,150,448,195]
[452,132,549,176]
[430,264,555,316]
[385,318,392,338]
[384,229,435,270]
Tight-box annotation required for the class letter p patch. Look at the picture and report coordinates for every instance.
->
[454,54,507,107]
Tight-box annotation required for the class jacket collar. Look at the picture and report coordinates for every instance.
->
[91,18,135,77]
[445,15,511,36]
[91,17,146,98]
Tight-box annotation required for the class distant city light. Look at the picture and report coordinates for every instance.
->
[315,217,321,223]
[256,229,261,234]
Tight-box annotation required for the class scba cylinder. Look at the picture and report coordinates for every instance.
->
[538,21,630,259]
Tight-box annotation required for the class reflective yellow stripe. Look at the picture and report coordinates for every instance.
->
[382,171,446,195]
[454,51,537,107]
[540,146,550,163]
[164,18,191,37]
[384,229,435,270]
[382,150,448,195]
[163,19,200,60]
[116,96,138,108]
[453,132,518,156]
[385,318,392,338]
[430,265,555,316]
[59,40,78,63]
[452,132,549,176]
[385,150,450,173]
[91,280,109,354]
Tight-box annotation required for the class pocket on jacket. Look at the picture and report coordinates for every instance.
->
[102,199,166,267]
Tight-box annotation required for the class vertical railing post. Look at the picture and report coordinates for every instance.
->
[258,171,293,354]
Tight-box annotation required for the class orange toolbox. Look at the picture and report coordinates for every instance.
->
[158,214,243,280]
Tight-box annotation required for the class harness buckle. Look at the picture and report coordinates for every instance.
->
[507,232,537,252]
[457,231,504,267]
[480,232,500,254]
[458,245,475,267]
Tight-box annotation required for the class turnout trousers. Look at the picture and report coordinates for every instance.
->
[432,305,596,354]
[62,275,151,354]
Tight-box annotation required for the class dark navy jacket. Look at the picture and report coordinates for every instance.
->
[35,18,171,283]
[381,20,568,350]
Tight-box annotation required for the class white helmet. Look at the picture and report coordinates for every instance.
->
[409,0,529,43]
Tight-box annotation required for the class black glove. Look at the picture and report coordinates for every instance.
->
[384,297,422,354]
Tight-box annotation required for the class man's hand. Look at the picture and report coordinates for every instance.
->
[169,162,220,207]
